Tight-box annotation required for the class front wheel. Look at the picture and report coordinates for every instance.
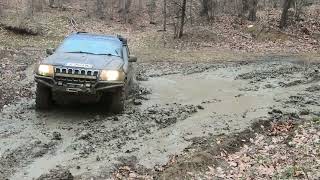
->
[110,87,126,114]
[35,84,52,110]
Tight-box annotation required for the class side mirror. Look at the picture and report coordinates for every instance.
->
[129,56,137,63]
[46,48,55,55]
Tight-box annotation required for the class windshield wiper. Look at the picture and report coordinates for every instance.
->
[103,53,121,57]
[66,51,97,55]
[66,51,120,57]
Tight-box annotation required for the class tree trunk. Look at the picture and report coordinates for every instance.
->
[96,0,105,19]
[190,0,193,25]
[163,0,167,31]
[240,0,249,17]
[58,0,63,8]
[147,0,156,24]
[34,0,43,12]
[119,0,131,23]
[0,3,2,17]
[85,0,90,17]
[138,0,143,13]
[25,0,34,18]
[248,0,258,21]
[279,0,294,29]
[272,0,277,8]
[49,0,54,7]
[210,0,216,21]
[200,0,209,18]
[178,0,187,38]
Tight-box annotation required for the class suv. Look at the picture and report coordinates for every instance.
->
[34,32,137,113]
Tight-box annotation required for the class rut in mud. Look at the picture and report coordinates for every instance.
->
[0,57,319,179]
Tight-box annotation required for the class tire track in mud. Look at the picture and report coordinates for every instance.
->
[0,140,58,179]
[0,102,63,180]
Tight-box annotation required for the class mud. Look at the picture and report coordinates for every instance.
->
[157,112,305,179]
[36,166,73,180]
[0,56,319,179]
[0,48,41,110]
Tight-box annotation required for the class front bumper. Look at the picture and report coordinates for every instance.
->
[35,75,124,94]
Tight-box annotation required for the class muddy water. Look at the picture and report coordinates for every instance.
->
[0,59,319,179]
[141,68,275,138]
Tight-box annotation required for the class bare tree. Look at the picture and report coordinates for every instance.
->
[49,0,55,7]
[138,0,143,11]
[178,0,187,38]
[240,0,249,18]
[84,0,90,17]
[0,2,3,17]
[294,0,307,21]
[56,0,63,8]
[96,0,105,19]
[189,0,193,25]
[200,0,217,21]
[209,0,217,21]
[34,0,43,12]
[25,0,34,17]
[248,0,258,21]
[119,0,132,23]
[49,0,62,8]
[200,0,209,18]
[147,0,156,24]
[163,0,167,31]
[280,0,294,29]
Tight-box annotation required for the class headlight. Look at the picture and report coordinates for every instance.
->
[37,64,54,77]
[100,70,125,81]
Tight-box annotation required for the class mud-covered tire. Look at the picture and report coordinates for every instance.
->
[110,87,125,114]
[35,84,52,110]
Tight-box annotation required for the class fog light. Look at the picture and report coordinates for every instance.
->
[58,81,63,86]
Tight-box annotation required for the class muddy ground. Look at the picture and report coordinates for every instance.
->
[0,55,319,179]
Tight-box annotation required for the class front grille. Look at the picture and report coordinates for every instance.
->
[54,67,99,85]
[55,67,99,76]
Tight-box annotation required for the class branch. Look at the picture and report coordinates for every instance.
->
[69,17,78,32]
[170,1,182,9]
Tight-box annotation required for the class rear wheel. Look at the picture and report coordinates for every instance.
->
[35,84,52,110]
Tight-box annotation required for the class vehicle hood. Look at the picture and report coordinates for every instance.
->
[42,52,124,70]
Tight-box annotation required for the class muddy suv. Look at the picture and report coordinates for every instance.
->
[34,32,137,113]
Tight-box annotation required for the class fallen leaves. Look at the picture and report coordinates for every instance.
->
[270,121,294,135]
[113,166,153,180]
[201,119,320,179]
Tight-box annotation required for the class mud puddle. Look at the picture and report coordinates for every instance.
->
[0,58,319,179]
[141,68,274,138]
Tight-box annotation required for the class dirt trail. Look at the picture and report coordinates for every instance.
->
[0,56,319,179]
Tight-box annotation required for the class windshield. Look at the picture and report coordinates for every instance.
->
[56,37,122,57]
